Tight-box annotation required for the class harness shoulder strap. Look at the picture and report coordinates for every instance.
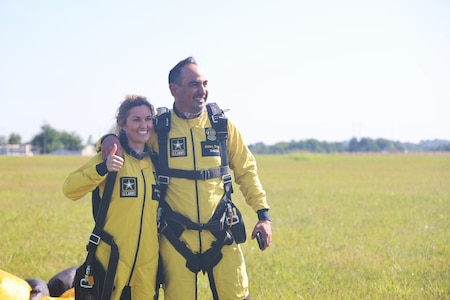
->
[84,172,119,300]
[155,107,171,172]
[206,103,229,167]
[95,172,117,227]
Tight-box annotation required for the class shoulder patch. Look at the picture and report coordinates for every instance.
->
[205,127,217,141]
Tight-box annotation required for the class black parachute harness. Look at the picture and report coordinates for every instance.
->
[75,172,120,300]
[154,103,246,300]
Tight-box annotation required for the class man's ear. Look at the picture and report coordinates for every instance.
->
[169,82,178,97]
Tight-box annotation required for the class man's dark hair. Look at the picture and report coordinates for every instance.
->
[168,56,197,85]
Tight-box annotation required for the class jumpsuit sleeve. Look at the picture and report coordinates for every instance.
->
[227,118,270,213]
[95,133,118,152]
[62,153,108,201]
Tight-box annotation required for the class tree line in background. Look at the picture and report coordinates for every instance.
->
[1,124,450,154]
[0,124,86,154]
[248,138,450,154]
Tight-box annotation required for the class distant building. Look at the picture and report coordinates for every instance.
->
[82,145,96,156]
[0,144,96,156]
[51,145,96,156]
[0,144,33,156]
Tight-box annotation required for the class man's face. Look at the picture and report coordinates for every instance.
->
[170,63,208,114]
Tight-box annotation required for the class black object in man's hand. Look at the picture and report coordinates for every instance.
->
[256,232,265,250]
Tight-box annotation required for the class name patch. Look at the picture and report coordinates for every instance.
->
[201,141,220,156]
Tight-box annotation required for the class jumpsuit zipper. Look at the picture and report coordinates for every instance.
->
[190,128,203,251]
[190,127,201,300]
[124,169,147,286]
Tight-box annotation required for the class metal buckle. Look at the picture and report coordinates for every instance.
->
[158,219,168,233]
[158,175,170,185]
[222,174,232,184]
[89,233,101,245]
[220,211,226,231]
[201,169,209,180]
[226,214,240,226]
[226,215,240,226]
[80,278,93,289]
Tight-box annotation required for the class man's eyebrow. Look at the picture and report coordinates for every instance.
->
[188,79,208,85]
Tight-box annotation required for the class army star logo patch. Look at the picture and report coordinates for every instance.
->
[120,177,137,197]
[170,137,187,157]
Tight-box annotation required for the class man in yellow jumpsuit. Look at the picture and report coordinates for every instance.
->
[102,57,272,300]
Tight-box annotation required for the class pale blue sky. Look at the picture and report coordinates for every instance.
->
[1,0,449,145]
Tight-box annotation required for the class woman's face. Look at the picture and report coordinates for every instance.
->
[123,105,154,151]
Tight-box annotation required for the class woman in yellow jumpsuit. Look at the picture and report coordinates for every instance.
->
[63,95,160,300]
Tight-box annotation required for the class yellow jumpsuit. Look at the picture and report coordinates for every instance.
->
[150,108,269,300]
[62,151,160,300]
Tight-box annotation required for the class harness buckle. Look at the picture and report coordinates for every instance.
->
[219,209,226,230]
[79,278,94,289]
[158,219,168,234]
[89,233,101,245]
[158,175,170,185]
[222,174,232,184]
[157,207,167,233]
[211,114,219,124]
[226,214,240,227]
[201,169,209,180]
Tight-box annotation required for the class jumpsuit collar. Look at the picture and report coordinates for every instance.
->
[119,132,151,160]
[173,103,203,120]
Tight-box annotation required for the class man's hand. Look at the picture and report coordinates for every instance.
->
[101,135,122,160]
[251,220,272,251]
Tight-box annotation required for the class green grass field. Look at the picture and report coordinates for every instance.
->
[1,154,449,299]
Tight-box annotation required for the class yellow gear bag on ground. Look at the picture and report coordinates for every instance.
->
[0,268,31,300]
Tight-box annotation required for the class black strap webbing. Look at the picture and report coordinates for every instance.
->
[155,108,170,179]
[96,172,117,227]
[206,103,229,167]
[158,165,229,181]
[85,172,119,300]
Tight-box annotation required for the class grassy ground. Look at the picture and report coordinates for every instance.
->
[1,153,449,299]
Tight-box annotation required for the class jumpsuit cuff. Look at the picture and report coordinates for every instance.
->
[96,161,109,176]
[257,209,271,221]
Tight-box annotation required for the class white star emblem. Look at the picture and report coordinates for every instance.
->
[174,140,183,149]
[124,179,134,190]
